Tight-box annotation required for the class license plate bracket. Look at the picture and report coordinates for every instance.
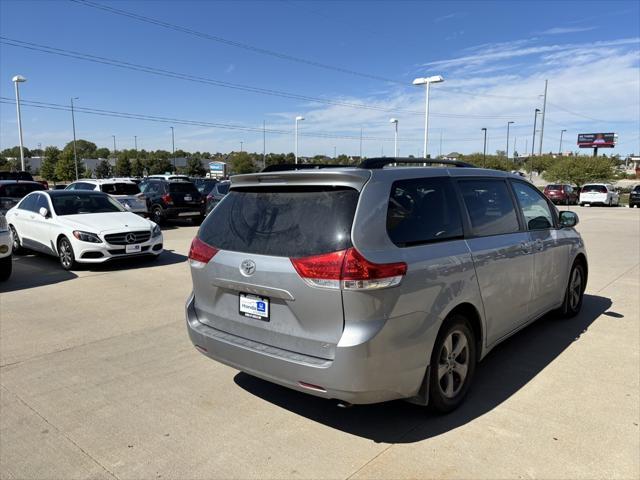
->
[125,244,142,254]
[239,293,270,321]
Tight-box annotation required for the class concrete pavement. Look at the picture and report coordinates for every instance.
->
[1,207,638,479]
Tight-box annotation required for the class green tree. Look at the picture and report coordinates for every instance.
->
[115,157,132,176]
[543,157,615,186]
[63,139,97,160]
[229,152,256,174]
[40,146,61,182]
[131,159,145,177]
[95,147,110,158]
[95,160,112,178]
[186,157,206,176]
[1,146,31,159]
[147,157,173,175]
[54,152,77,181]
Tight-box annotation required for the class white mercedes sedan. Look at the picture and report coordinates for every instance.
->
[5,190,163,270]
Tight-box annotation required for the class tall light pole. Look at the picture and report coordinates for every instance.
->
[12,75,27,171]
[112,135,117,157]
[70,97,79,180]
[413,75,444,159]
[506,121,514,161]
[559,129,566,155]
[170,127,175,170]
[530,108,541,180]
[538,79,548,155]
[294,116,304,164]
[134,135,138,152]
[481,128,487,165]
[389,118,398,158]
[240,141,243,152]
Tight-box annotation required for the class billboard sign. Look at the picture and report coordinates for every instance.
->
[208,162,226,172]
[577,133,616,148]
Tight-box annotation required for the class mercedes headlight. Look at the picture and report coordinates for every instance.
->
[72,231,102,243]
[151,224,162,238]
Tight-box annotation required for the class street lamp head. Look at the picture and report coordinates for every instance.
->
[295,116,304,121]
[12,75,26,83]
[508,121,514,125]
[389,118,398,124]
[412,75,444,85]
[481,127,487,131]
[535,108,541,113]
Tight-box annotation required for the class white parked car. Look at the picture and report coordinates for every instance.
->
[66,179,148,216]
[579,183,620,207]
[0,213,12,280]
[6,190,163,270]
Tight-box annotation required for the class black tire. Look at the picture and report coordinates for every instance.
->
[151,205,165,226]
[9,225,23,254]
[428,314,477,413]
[559,261,585,318]
[57,237,77,271]
[0,255,12,281]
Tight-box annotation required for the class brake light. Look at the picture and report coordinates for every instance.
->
[188,237,218,267]
[162,193,173,205]
[291,248,407,290]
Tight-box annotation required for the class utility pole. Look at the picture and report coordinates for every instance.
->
[439,129,443,158]
[359,127,363,159]
[71,97,79,180]
[530,108,540,181]
[263,120,266,168]
[481,128,487,166]
[538,79,548,155]
[334,146,337,159]
[170,127,175,170]
[134,135,138,152]
[240,141,243,152]
[506,121,514,161]
[559,129,566,155]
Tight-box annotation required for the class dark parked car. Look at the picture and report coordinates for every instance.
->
[543,184,579,205]
[205,180,230,215]
[192,178,218,197]
[630,185,640,208]
[139,178,206,225]
[0,180,47,214]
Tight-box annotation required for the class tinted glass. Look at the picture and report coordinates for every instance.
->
[633,186,640,193]
[101,183,140,195]
[387,177,463,247]
[33,194,50,213]
[546,184,563,191]
[0,183,45,197]
[199,186,359,257]
[196,181,217,195]
[169,182,199,194]
[217,183,230,194]
[511,181,554,230]
[582,185,607,193]
[17,194,38,212]
[459,180,520,236]
[50,193,125,215]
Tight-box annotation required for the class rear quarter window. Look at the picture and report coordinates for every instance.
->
[199,186,358,257]
[387,177,463,247]
[169,183,199,194]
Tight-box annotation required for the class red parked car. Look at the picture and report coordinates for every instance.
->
[543,184,579,205]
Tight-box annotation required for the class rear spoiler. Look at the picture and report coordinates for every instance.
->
[231,169,371,191]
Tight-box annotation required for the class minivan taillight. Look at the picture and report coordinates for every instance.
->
[188,237,218,267]
[291,248,407,290]
[162,193,173,205]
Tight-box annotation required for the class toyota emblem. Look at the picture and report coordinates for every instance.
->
[125,233,137,244]
[240,259,256,276]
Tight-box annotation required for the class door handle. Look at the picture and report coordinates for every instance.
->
[534,239,543,251]
[520,242,531,253]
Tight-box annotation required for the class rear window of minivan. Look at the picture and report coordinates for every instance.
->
[101,183,140,195]
[199,186,358,257]
[582,185,607,193]
[169,182,199,194]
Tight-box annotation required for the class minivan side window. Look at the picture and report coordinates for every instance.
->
[511,181,554,230]
[386,177,463,247]
[458,179,520,237]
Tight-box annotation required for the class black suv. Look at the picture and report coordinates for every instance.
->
[630,185,640,208]
[139,178,206,225]
[0,180,47,214]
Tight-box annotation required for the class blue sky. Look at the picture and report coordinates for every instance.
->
[1,0,639,158]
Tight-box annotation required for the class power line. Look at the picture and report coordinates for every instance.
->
[546,101,622,124]
[0,36,530,120]
[1,97,517,144]
[69,0,538,101]
[69,0,401,85]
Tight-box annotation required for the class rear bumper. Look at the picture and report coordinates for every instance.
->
[185,293,432,404]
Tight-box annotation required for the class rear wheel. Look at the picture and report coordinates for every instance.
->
[559,261,585,318]
[0,255,12,281]
[57,237,77,271]
[428,315,477,413]
[151,205,165,226]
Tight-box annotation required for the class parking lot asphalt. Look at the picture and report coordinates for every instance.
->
[1,208,638,480]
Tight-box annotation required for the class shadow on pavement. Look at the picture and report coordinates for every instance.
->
[0,249,187,293]
[234,294,613,444]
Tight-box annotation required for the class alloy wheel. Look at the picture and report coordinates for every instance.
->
[59,239,73,269]
[437,329,470,399]
[569,268,582,310]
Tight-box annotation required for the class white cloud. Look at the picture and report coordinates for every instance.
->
[537,26,597,35]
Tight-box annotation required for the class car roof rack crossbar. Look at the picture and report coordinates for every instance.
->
[358,157,476,169]
[261,163,352,172]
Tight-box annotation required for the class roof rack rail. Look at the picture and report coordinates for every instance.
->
[261,163,352,172]
[358,157,476,169]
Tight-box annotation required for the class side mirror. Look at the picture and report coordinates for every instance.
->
[39,207,49,218]
[559,211,578,228]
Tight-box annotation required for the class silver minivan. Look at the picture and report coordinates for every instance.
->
[186,159,587,412]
